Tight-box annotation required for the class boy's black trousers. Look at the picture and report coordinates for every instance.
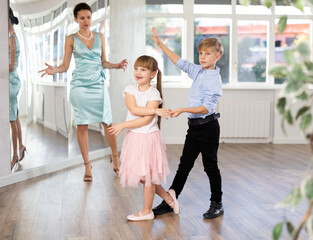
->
[169,119,223,203]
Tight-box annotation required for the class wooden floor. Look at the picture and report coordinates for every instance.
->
[1,144,310,240]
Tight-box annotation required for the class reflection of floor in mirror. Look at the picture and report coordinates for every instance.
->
[12,119,68,172]
[68,125,110,158]
[0,144,309,239]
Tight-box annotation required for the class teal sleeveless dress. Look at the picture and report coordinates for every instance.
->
[9,34,21,121]
[70,32,112,125]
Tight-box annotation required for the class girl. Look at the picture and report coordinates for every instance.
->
[39,3,127,181]
[108,55,179,221]
[9,7,27,170]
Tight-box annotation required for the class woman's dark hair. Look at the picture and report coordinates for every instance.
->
[9,8,19,25]
[73,3,92,18]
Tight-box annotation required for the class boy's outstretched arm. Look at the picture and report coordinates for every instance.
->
[150,27,179,64]
[170,107,208,118]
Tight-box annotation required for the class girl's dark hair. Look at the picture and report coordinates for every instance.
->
[9,8,19,25]
[73,2,92,18]
[134,55,163,129]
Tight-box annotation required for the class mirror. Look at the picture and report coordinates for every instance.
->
[9,0,111,173]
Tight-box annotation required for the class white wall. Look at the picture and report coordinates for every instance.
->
[160,87,306,144]
[109,0,145,145]
[0,0,11,177]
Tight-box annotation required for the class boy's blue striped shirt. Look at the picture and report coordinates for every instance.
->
[176,58,222,119]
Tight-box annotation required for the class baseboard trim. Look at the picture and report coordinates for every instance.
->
[272,138,307,144]
[0,145,121,188]
[43,121,57,131]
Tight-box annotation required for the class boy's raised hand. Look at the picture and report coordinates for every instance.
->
[150,27,162,46]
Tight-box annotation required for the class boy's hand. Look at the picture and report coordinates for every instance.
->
[108,123,125,137]
[155,108,172,120]
[170,108,184,118]
[150,27,162,46]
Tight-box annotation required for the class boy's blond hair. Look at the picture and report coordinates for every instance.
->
[197,38,224,55]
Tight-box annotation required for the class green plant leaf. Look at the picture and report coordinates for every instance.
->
[278,16,287,34]
[285,80,302,94]
[261,0,272,8]
[282,186,302,207]
[284,110,293,125]
[296,91,309,101]
[304,178,313,200]
[296,106,310,120]
[297,41,311,58]
[286,221,294,236]
[283,49,295,65]
[290,63,306,82]
[305,61,313,72]
[239,0,251,5]
[291,0,304,12]
[273,222,283,240]
[300,113,312,131]
[276,97,286,115]
[269,66,288,78]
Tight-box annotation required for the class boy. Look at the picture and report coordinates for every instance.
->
[150,27,224,219]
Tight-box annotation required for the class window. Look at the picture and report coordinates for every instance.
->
[274,19,310,84]
[237,20,268,83]
[194,0,231,14]
[146,0,183,13]
[194,18,230,84]
[146,18,183,80]
[236,0,271,14]
[53,29,58,82]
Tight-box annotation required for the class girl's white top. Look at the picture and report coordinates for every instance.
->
[123,83,163,133]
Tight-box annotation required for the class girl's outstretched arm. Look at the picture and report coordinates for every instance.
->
[108,100,159,136]
[125,93,171,119]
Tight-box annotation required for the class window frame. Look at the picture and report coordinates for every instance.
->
[145,0,313,87]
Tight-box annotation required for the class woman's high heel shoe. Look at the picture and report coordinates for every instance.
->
[83,161,92,181]
[19,146,27,162]
[110,154,120,175]
[11,155,19,170]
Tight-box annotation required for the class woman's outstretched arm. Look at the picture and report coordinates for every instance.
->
[38,35,73,77]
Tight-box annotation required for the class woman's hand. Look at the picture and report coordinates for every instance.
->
[150,27,162,46]
[170,108,184,118]
[155,108,172,120]
[38,63,55,77]
[108,123,125,136]
[115,59,128,71]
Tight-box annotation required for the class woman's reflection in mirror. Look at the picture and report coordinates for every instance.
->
[9,7,27,170]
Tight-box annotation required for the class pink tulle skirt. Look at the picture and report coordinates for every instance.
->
[119,130,170,187]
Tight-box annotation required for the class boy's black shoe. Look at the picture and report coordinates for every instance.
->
[152,200,173,215]
[203,201,224,219]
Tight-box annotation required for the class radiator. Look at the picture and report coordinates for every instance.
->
[218,100,271,138]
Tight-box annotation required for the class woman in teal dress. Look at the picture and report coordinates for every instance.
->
[9,8,27,170]
[39,3,127,181]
